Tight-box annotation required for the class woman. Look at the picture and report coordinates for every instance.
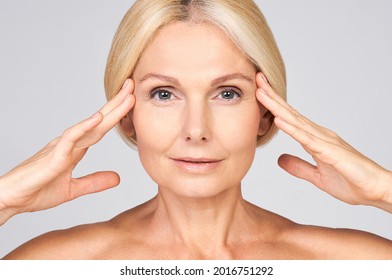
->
[1,0,392,259]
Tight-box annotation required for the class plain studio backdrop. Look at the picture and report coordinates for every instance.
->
[0,0,391,257]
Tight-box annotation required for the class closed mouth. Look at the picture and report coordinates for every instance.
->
[170,157,223,171]
[174,158,221,163]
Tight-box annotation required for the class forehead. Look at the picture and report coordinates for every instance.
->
[133,22,255,79]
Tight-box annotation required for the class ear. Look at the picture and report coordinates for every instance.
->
[258,105,274,137]
[119,113,135,139]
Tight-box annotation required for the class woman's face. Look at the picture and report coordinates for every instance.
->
[131,22,269,198]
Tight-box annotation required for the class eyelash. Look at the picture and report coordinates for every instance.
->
[149,88,174,101]
[148,87,243,102]
[217,87,243,101]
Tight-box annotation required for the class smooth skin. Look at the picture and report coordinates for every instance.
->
[1,22,392,259]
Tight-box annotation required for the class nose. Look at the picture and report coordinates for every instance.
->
[181,98,211,143]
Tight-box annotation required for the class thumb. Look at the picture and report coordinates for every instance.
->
[278,154,321,187]
[70,171,120,200]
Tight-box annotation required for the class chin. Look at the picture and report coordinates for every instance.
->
[157,176,241,199]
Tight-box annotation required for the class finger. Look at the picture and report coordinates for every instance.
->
[69,171,120,200]
[99,79,134,116]
[277,116,358,176]
[56,85,135,154]
[98,92,135,131]
[54,112,104,158]
[274,117,330,155]
[255,75,310,129]
[75,92,135,148]
[256,73,291,110]
[278,154,321,187]
[256,75,336,143]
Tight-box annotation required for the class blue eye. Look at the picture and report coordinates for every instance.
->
[219,88,242,100]
[221,90,236,99]
[151,89,172,100]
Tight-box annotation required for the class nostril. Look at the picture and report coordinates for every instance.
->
[185,136,208,142]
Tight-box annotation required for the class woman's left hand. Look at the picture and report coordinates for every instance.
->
[255,73,392,213]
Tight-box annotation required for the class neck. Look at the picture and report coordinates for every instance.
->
[152,185,253,257]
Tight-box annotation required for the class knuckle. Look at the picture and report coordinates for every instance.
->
[303,130,315,146]
[47,137,60,147]
[296,115,309,131]
[324,128,338,138]
[297,115,307,127]
[61,127,78,143]
[314,144,339,165]
[291,127,313,147]
[62,127,73,138]
[291,107,306,125]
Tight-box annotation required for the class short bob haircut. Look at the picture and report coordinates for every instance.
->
[105,0,286,148]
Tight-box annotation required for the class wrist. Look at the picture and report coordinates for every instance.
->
[0,175,6,210]
[371,169,392,213]
[0,175,18,225]
[382,170,392,204]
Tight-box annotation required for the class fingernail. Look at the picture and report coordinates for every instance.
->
[122,79,129,90]
[90,111,101,119]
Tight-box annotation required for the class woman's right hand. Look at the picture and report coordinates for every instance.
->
[0,79,135,225]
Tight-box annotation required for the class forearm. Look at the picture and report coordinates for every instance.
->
[0,176,18,226]
[0,207,18,226]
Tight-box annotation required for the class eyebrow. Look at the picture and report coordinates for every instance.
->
[138,72,254,86]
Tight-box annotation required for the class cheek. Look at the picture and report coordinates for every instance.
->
[133,100,261,153]
[132,101,180,160]
[132,99,261,190]
[134,105,170,139]
[213,102,261,180]
[214,102,261,150]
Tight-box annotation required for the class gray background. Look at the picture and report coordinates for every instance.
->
[0,0,391,257]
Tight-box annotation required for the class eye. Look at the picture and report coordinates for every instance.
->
[221,90,236,99]
[150,89,173,101]
[217,87,242,101]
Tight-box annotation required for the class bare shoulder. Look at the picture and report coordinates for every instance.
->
[245,202,392,259]
[286,224,392,259]
[2,220,114,259]
[3,201,153,260]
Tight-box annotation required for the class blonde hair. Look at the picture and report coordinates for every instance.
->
[105,0,286,147]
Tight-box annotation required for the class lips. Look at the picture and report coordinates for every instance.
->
[170,157,223,172]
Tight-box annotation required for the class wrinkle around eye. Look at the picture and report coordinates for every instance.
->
[150,89,173,101]
[212,87,243,104]
[147,87,183,106]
